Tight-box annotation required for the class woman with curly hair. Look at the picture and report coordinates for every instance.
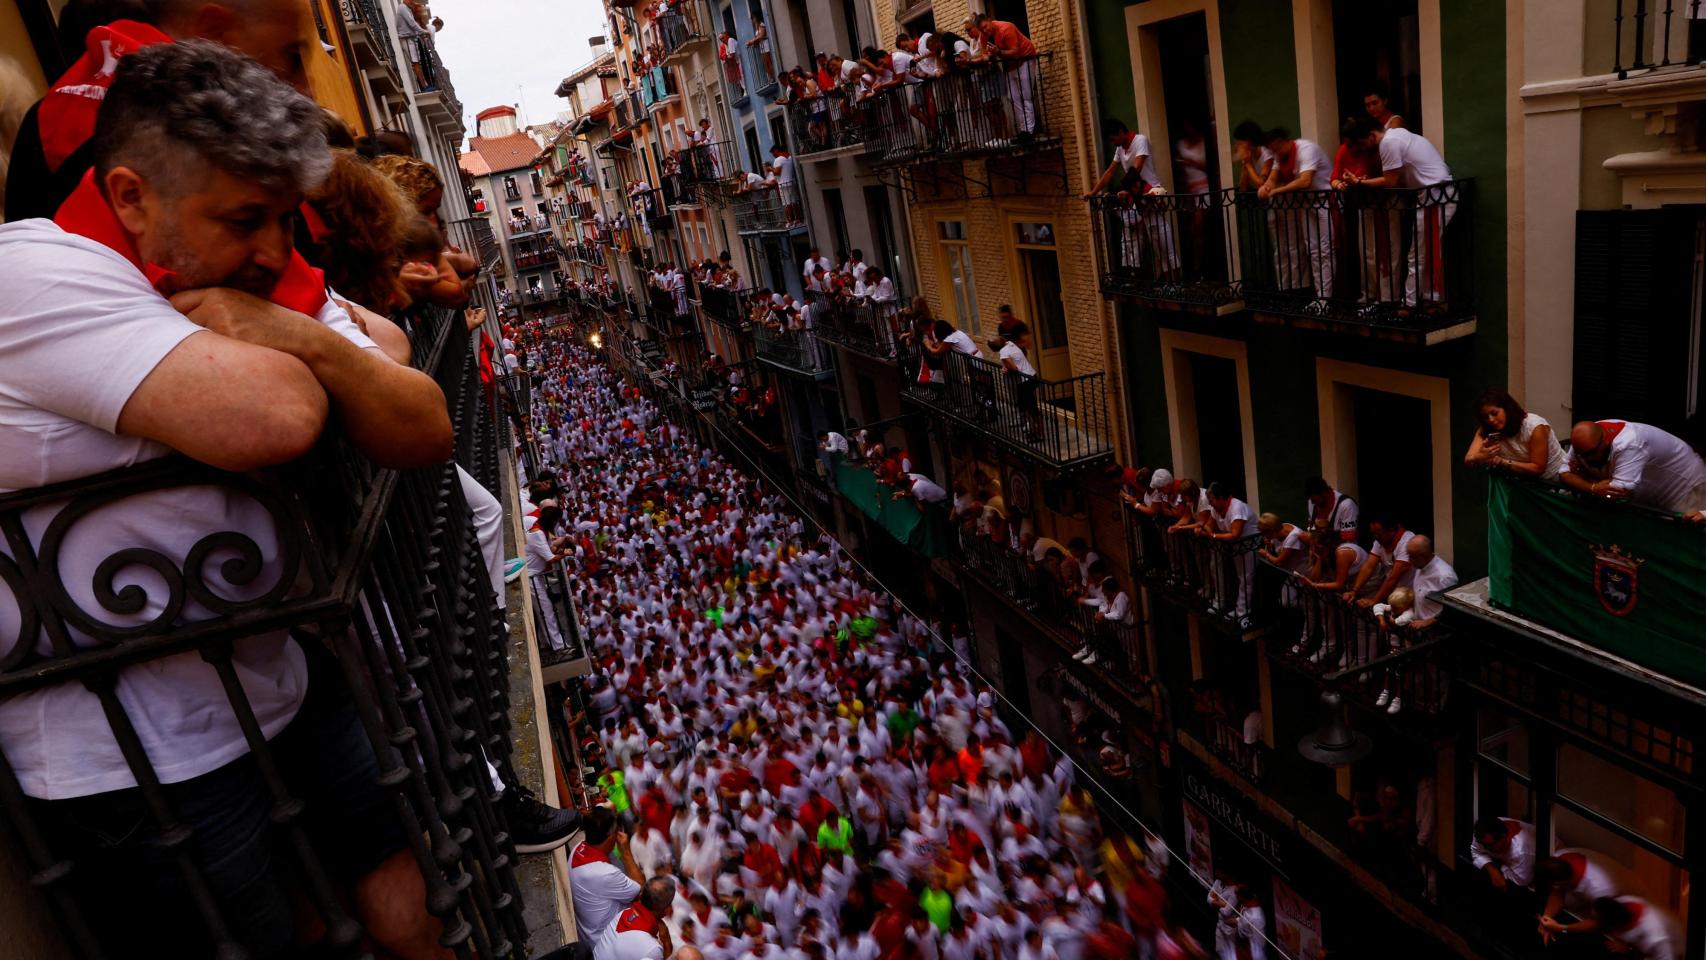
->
[373,153,479,304]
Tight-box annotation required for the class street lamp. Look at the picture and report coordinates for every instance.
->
[589,332,604,349]
[1297,688,1372,766]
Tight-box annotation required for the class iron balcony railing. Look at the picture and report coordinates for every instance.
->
[338,0,394,68]
[565,240,605,265]
[954,526,1146,681]
[904,350,1113,470]
[641,66,678,109]
[753,325,833,378]
[1612,0,1706,77]
[809,295,910,363]
[629,188,674,230]
[646,284,691,326]
[614,90,645,130]
[748,40,777,95]
[521,284,571,304]
[409,33,462,119]
[0,307,529,957]
[508,215,551,236]
[657,0,709,60]
[1235,180,1475,340]
[872,54,1056,166]
[698,285,755,331]
[680,140,731,184]
[447,216,500,272]
[1091,190,1242,310]
[787,89,876,155]
[720,41,747,99]
[1123,504,1273,635]
[733,179,803,233]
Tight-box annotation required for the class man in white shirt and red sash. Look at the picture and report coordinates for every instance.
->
[596,876,679,960]
[572,807,647,942]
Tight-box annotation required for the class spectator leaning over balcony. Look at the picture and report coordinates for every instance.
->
[1341,116,1454,308]
[1400,535,1456,631]
[1591,897,1683,960]
[1304,474,1359,543]
[0,42,454,958]
[1087,119,1177,279]
[1203,483,1261,628]
[1471,815,1536,893]
[1536,848,1621,942]
[1562,419,1706,519]
[998,321,1043,438]
[1331,116,1399,302]
[1231,119,1273,191]
[1464,388,1564,480]
[1258,512,1311,646]
[6,0,312,222]
[1258,127,1334,299]
[1303,518,1370,663]
[1349,514,1415,609]
[974,13,1038,141]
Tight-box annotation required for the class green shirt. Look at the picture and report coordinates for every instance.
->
[598,769,630,813]
[816,816,853,853]
[920,887,953,932]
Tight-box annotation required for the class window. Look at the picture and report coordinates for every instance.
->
[530,170,543,195]
[1557,743,1686,854]
[823,189,851,258]
[864,185,901,293]
[1552,805,1689,920]
[937,220,978,335]
[1014,221,1054,246]
[1478,707,1530,776]
[769,112,789,156]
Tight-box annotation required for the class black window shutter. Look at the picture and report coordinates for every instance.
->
[1573,209,1696,432]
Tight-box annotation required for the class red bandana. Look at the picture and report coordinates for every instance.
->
[615,901,659,935]
[54,170,330,316]
[39,20,173,173]
[569,841,611,867]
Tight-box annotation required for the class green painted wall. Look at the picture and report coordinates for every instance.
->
[1087,0,1138,140]
[1105,0,1507,578]
[1217,0,1301,133]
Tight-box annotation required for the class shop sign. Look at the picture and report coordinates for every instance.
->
[1272,876,1323,960]
[690,388,719,411]
[1182,798,1213,880]
[1180,757,1287,870]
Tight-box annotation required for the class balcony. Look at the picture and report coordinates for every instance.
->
[641,66,678,110]
[721,46,747,101]
[614,90,646,130]
[1442,474,1706,688]
[1091,191,1243,314]
[1123,505,1273,637]
[512,243,560,271]
[698,285,754,332]
[810,296,911,364]
[1237,181,1477,344]
[338,0,398,83]
[629,188,674,231]
[507,214,551,237]
[645,285,692,331]
[787,90,876,156]
[446,215,499,272]
[753,326,833,379]
[872,55,1059,166]
[565,239,605,266]
[732,180,803,233]
[407,33,463,130]
[0,307,530,954]
[902,350,1113,471]
[657,0,710,63]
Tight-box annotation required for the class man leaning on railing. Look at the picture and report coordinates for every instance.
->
[0,44,453,956]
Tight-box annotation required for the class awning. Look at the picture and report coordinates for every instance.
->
[834,463,944,557]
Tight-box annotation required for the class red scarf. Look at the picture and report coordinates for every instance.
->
[569,841,611,868]
[54,171,330,315]
[614,901,659,935]
[40,20,173,173]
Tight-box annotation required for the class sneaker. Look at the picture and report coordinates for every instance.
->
[1308,645,1337,664]
[504,557,526,583]
[1080,652,1098,666]
[1387,696,1403,715]
[502,785,582,854]
[1374,689,1391,707]
[1072,647,1091,661]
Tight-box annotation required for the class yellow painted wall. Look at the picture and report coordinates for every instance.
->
[306,0,370,135]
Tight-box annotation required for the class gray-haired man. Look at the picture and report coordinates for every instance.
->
[0,42,449,958]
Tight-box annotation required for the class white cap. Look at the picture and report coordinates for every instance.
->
[1150,468,1174,489]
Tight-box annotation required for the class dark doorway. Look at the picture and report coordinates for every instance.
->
[864,185,902,293]
[1349,385,1433,535]
[988,0,1029,36]
[1332,0,1423,136]
[744,124,763,174]
[1188,354,1246,500]
[995,627,1032,715]
[824,188,851,259]
[1154,13,1219,192]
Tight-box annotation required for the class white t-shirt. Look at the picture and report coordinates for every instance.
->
[1562,420,1706,514]
[0,220,377,800]
[908,474,949,503]
[999,342,1036,377]
[570,847,644,940]
[1289,138,1332,191]
[1377,127,1452,188]
[771,154,795,184]
[1309,490,1359,541]
[1210,498,1260,538]
[1409,554,1459,622]
[1114,134,1162,191]
[1493,411,1565,481]
[1369,529,1417,590]
[943,330,979,355]
[891,49,914,80]
[596,916,666,960]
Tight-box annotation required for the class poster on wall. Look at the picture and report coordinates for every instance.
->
[1182,800,1213,883]
[1271,876,1323,960]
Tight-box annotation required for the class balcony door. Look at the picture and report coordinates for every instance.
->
[1188,354,1247,501]
[1331,0,1423,136]
[1344,385,1433,535]
[1013,221,1071,380]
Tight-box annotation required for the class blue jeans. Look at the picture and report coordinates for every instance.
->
[32,645,407,958]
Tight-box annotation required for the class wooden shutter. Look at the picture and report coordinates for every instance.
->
[1572,209,1698,434]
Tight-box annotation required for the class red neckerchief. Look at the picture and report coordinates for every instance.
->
[1597,420,1628,445]
[1502,818,1524,846]
[40,20,173,172]
[54,170,330,316]
[615,901,658,935]
[1612,899,1646,933]
[1560,851,1587,886]
[569,841,611,867]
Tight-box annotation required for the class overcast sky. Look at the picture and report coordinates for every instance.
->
[428,0,610,145]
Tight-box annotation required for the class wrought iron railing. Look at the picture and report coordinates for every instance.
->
[0,307,529,957]
[788,89,876,154]
[339,0,394,68]
[641,65,677,108]
[874,54,1056,164]
[629,188,674,230]
[1123,504,1272,634]
[903,349,1113,469]
[720,41,746,99]
[697,284,755,331]
[809,295,909,362]
[732,179,802,232]
[1091,190,1241,309]
[753,325,832,376]
[1234,180,1475,337]
[1611,0,1706,77]
[954,527,1145,679]
[409,33,462,120]
[447,216,500,272]
[657,0,708,59]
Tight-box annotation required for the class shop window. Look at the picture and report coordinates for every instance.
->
[1552,804,1689,922]
[1478,707,1529,777]
[1556,743,1687,855]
